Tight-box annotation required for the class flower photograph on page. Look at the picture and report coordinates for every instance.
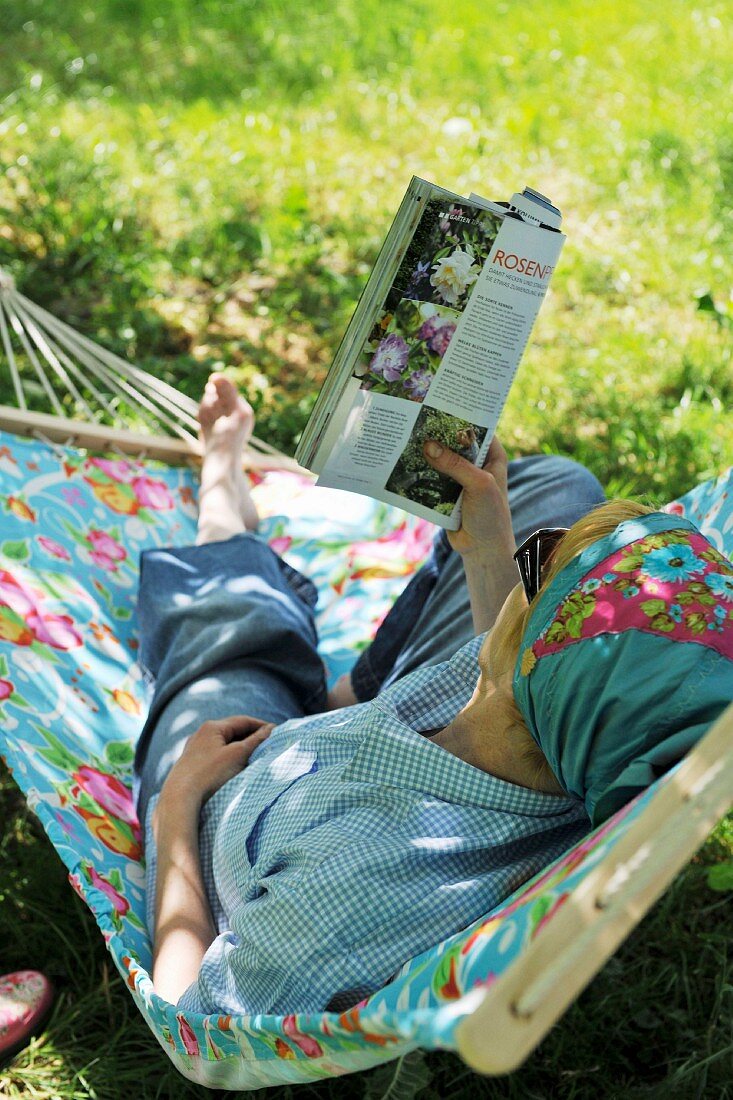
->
[386,198,502,313]
[385,405,488,515]
[355,299,460,402]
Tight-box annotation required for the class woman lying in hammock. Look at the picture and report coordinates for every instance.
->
[134,375,733,1015]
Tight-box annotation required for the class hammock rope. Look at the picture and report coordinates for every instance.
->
[0,268,289,464]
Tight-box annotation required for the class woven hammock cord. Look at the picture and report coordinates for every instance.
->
[16,293,198,444]
[9,289,199,439]
[11,298,99,423]
[0,278,286,459]
[0,299,26,410]
[11,290,291,457]
[11,297,120,424]
[17,290,201,426]
[30,426,80,461]
[8,303,65,417]
[20,291,288,458]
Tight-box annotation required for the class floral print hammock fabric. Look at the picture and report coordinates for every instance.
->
[0,430,730,1090]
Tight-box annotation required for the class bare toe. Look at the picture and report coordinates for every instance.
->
[211,374,240,414]
[198,374,227,430]
[198,373,255,445]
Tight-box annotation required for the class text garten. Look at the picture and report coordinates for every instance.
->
[491,251,554,279]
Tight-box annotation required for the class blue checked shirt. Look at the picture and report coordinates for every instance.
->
[145,635,589,1017]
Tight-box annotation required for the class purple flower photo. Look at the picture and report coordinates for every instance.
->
[404,369,433,400]
[357,298,461,403]
[417,315,456,357]
[370,334,410,382]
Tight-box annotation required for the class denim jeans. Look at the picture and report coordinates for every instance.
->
[133,533,328,824]
[351,454,605,700]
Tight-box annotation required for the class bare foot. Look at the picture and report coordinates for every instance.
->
[196,373,259,542]
[199,372,254,449]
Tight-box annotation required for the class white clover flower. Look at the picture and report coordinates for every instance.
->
[430,247,481,306]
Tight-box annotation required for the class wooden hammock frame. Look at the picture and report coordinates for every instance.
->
[455,701,733,1073]
[0,403,308,473]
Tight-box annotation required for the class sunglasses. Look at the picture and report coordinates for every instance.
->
[513,527,569,603]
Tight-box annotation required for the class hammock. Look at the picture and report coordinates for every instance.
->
[0,273,731,1090]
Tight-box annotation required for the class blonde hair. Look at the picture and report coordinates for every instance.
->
[492,499,656,790]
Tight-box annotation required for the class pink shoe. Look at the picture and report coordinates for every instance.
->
[0,970,54,1061]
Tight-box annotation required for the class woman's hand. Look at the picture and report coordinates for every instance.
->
[423,435,518,634]
[161,715,274,808]
[423,435,514,561]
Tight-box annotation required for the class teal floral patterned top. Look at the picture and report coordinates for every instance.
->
[514,514,733,825]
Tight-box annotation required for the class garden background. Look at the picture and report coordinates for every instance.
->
[0,0,731,1097]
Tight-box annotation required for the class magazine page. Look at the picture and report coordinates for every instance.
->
[316,200,565,529]
[296,177,440,470]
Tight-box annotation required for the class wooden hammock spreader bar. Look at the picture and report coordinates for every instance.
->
[455,699,733,1076]
[0,405,310,473]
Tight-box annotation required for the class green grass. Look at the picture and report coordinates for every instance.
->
[1,0,732,1096]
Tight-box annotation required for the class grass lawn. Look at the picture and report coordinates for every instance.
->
[1,0,731,1096]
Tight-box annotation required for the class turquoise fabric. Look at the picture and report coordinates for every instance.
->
[514,511,733,825]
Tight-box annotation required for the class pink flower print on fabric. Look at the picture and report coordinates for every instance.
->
[131,476,174,511]
[268,535,293,556]
[37,536,72,562]
[0,569,82,650]
[0,570,36,618]
[87,457,136,483]
[663,500,686,517]
[282,1015,324,1058]
[531,529,733,664]
[177,1014,200,1056]
[82,457,175,514]
[71,766,138,825]
[85,865,130,918]
[86,529,128,572]
[61,487,86,507]
[25,610,81,650]
[345,518,435,581]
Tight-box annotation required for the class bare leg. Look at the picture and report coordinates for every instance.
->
[196,373,259,545]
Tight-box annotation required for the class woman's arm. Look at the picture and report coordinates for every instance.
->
[328,435,518,705]
[151,715,274,1004]
[152,785,216,1004]
[423,436,518,634]
[327,673,358,709]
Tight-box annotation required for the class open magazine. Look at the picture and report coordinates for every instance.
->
[295,178,565,530]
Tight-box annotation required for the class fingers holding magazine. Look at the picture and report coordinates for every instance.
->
[423,436,514,563]
[422,434,518,632]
